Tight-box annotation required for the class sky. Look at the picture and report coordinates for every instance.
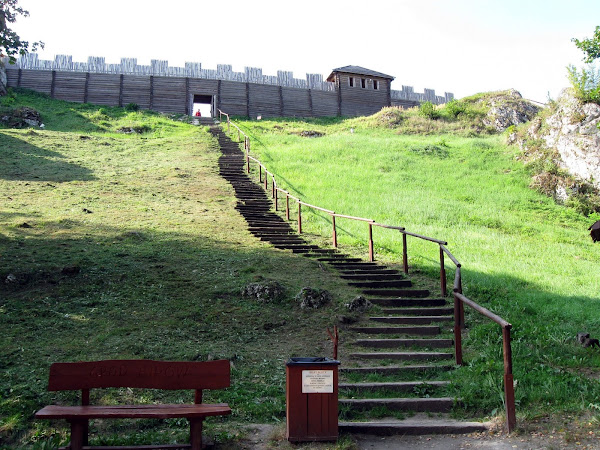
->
[10,0,600,103]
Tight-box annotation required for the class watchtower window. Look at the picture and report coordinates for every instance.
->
[373,80,379,90]
[361,78,366,89]
[349,77,354,87]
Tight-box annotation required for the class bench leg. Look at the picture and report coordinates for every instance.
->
[190,418,204,450]
[68,419,87,450]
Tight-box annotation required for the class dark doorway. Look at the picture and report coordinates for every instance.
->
[192,94,213,117]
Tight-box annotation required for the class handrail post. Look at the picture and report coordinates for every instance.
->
[286,194,290,221]
[272,177,275,199]
[453,290,463,366]
[402,232,408,274]
[503,326,516,433]
[368,222,374,262]
[246,151,250,174]
[259,165,262,183]
[274,189,278,210]
[264,170,268,190]
[458,275,465,329]
[332,214,337,248]
[440,246,447,297]
[227,117,230,133]
[298,202,302,234]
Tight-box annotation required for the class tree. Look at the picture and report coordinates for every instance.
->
[0,0,43,64]
[573,26,600,63]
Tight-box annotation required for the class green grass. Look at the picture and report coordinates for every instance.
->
[0,90,361,448]
[228,113,600,422]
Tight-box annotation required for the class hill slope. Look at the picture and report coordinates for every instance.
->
[0,90,359,447]
[232,111,600,423]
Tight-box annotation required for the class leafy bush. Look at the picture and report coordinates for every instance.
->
[567,64,600,103]
[418,101,440,120]
[444,99,466,118]
[125,103,140,112]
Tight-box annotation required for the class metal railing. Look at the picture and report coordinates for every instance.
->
[217,110,516,432]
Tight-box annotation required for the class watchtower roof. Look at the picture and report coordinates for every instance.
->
[326,65,395,82]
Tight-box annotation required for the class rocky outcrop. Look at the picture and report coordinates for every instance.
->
[511,89,600,213]
[480,89,541,132]
[541,91,600,186]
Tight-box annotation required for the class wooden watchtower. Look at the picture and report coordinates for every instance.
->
[327,65,395,117]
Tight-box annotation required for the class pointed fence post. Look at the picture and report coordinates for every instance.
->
[298,202,302,234]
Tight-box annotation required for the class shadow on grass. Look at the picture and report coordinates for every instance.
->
[0,220,351,446]
[0,133,96,181]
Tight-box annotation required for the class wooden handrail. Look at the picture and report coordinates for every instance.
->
[218,114,515,431]
[372,222,405,231]
[333,213,374,223]
[454,292,511,328]
[299,201,335,215]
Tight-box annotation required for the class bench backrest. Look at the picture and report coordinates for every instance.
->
[47,359,230,391]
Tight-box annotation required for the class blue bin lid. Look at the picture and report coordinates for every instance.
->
[286,357,340,366]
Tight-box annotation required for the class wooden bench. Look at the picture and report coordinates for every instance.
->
[35,359,231,450]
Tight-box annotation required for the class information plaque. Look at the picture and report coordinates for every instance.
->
[301,370,334,393]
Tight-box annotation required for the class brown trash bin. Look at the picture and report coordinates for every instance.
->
[286,357,340,442]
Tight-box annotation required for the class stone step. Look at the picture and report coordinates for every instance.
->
[340,365,453,375]
[251,232,297,237]
[350,326,440,335]
[305,249,341,255]
[369,298,446,307]
[354,338,453,349]
[339,381,450,392]
[248,226,293,231]
[339,397,456,413]
[262,238,308,244]
[340,274,406,281]
[330,262,381,269]
[319,257,362,263]
[363,289,431,297]
[380,307,454,316]
[348,280,413,288]
[273,244,320,250]
[339,418,488,435]
[369,316,452,325]
[339,269,399,275]
[350,352,453,361]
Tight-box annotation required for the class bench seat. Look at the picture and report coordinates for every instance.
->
[36,403,231,420]
[35,359,231,449]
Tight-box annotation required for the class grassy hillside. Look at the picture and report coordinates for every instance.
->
[0,90,360,448]
[231,109,600,421]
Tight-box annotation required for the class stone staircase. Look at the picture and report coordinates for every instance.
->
[209,123,488,436]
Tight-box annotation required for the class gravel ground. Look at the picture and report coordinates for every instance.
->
[227,419,600,449]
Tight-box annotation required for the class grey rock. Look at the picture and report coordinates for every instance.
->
[295,287,332,309]
[481,89,541,132]
[345,295,372,313]
[241,281,285,303]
